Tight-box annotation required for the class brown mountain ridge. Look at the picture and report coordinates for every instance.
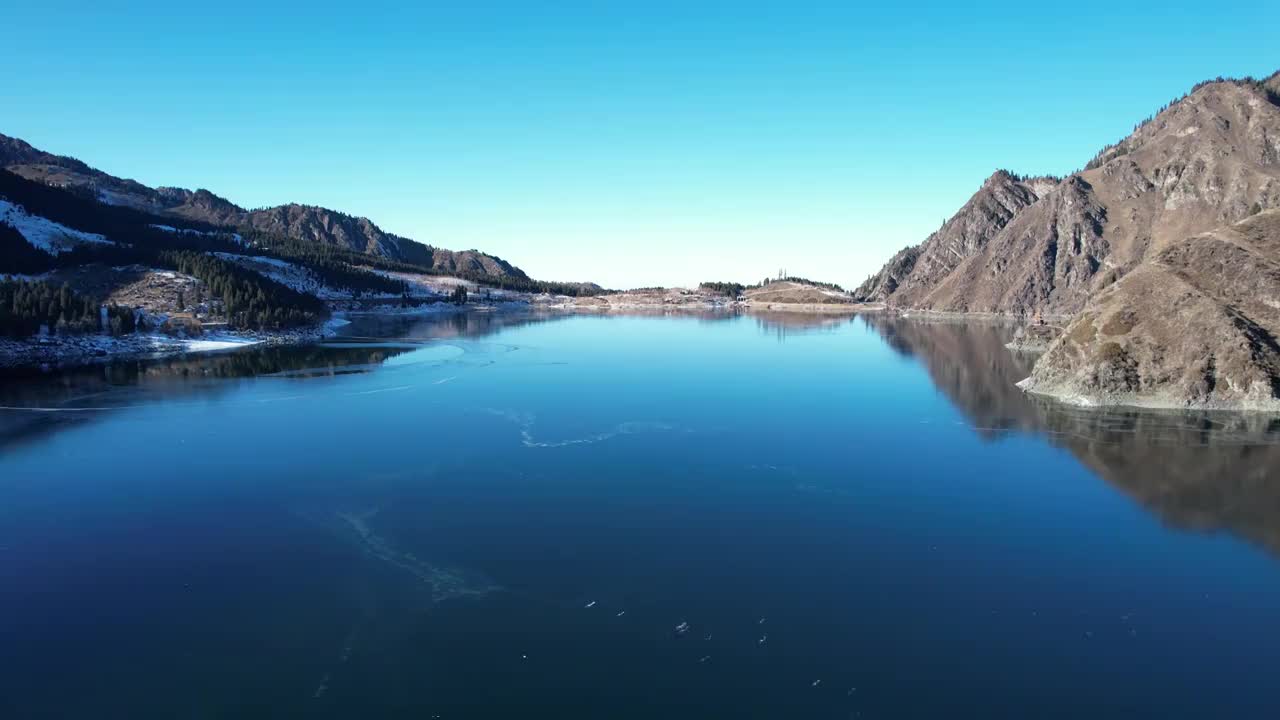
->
[858,71,1280,319]
[859,70,1280,410]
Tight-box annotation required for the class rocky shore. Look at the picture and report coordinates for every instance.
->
[1017,210,1280,412]
[1004,324,1062,354]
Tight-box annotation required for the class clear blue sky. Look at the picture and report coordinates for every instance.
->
[4,2,1276,289]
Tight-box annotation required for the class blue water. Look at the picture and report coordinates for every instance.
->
[1,312,1279,719]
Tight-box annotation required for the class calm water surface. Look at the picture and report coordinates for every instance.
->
[2,312,1279,719]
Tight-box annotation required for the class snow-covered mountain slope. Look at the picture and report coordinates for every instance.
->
[150,223,245,246]
[0,199,112,254]
[213,252,341,299]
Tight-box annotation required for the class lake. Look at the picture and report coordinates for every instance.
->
[2,311,1279,719]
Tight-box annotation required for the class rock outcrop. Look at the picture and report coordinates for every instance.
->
[1019,209,1280,410]
[920,175,1109,316]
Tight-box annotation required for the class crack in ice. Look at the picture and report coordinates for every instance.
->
[484,408,678,448]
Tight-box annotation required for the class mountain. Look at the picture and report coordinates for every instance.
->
[854,170,1060,305]
[1020,208,1280,410]
[1,160,605,353]
[854,69,1280,410]
[0,134,248,225]
[0,132,526,279]
[233,204,523,278]
[860,72,1280,318]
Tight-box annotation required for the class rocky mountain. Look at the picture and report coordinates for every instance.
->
[1020,209,1280,410]
[0,134,246,224]
[854,170,1060,305]
[860,71,1280,318]
[0,133,526,279]
[232,204,523,278]
[855,69,1280,410]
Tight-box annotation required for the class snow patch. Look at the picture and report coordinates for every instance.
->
[150,223,245,246]
[369,268,520,299]
[322,315,353,334]
[96,190,148,209]
[0,272,53,283]
[0,199,112,254]
[183,337,261,353]
[215,253,413,301]
[213,252,350,299]
[223,253,294,270]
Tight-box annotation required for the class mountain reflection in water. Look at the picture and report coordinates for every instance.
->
[0,342,419,452]
[2,310,1280,719]
[3,310,1278,559]
[863,315,1280,556]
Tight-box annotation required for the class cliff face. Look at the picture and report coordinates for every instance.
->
[157,188,245,227]
[239,204,396,256]
[921,176,1108,316]
[864,74,1280,318]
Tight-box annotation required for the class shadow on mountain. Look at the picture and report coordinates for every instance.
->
[861,314,1280,556]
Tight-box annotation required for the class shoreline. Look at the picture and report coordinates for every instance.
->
[534,297,885,314]
[0,326,326,375]
[1017,377,1280,414]
[0,301,1032,375]
[0,313,359,375]
[874,309,1280,414]
[741,301,884,314]
[5,302,1279,415]
[0,301,529,374]
[890,308,1074,324]
[0,298,878,373]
